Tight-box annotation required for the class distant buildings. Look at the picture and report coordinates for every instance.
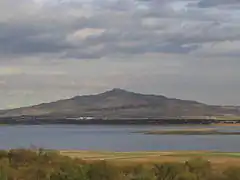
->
[67,117,94,120]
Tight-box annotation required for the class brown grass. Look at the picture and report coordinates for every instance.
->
[60,150,240,169]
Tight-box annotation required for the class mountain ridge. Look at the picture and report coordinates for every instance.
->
[0,88,239,118]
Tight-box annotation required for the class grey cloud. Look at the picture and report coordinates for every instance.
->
[0,19,71,57]
[0,0,239,59]
[198,0,240,7]
[1,0,240,108]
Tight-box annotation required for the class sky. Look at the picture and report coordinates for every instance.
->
[0,0,240,109]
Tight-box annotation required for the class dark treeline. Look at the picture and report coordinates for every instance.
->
[1,117,239,125]
[0,149,239,180]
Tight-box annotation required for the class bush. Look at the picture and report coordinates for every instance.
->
[87,161,123,180]
[175,172,198,180]
[223,167,240,180]
[0,151,8,160]
[130,164,155,180]
[185,157,212,180]
[154,162,186,180]
[50,164,89,180]
[8,149,38,166]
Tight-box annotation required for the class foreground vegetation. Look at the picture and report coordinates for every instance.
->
[0,149,240,180]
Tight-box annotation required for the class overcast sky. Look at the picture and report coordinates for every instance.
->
[0,0,240,109]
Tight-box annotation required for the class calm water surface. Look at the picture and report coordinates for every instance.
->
[0,125,239,151]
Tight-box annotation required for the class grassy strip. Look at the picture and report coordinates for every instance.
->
[165,152,240,158]
[61,151,240,160]
[135,129,240,135]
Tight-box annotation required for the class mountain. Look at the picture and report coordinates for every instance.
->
[0,88,240,118]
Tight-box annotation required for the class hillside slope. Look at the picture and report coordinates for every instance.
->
[0,89,239,118]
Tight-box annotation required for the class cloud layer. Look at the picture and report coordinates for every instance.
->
[0,0,240,108]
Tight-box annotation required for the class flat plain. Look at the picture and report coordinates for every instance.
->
[60,150,240,169]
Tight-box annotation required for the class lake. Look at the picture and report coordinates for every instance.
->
[0,125,239,151]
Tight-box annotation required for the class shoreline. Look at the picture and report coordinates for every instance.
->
[134,128,240,135]
[0,122,240,126]
[217,123,240,127]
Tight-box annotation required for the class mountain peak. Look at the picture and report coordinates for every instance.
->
[100,88,134,96]
[104,88,130,94]
[110,88,129,93]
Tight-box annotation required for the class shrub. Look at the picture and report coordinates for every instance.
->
[87,161,123,180]
[185,157,212,180]
[175,172,198,180]
[130,164,155,180]
[223,167,240,180]
[154,162,186,180]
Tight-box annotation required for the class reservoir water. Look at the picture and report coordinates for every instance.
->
[0,125,239,151]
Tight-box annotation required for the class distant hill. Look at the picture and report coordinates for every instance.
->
[0,88,240,118]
